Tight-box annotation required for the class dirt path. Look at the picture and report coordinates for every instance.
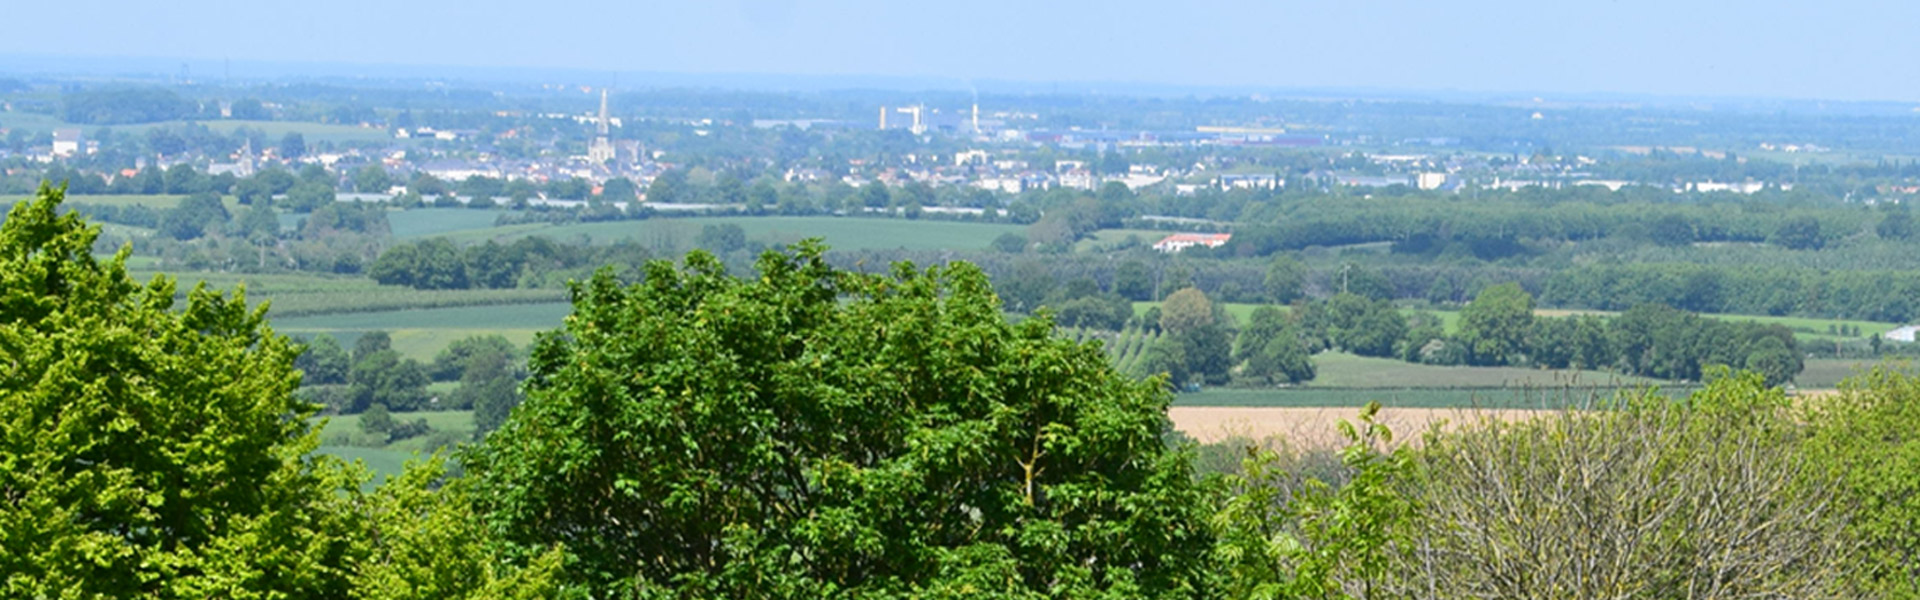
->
[1169,406,1546,448]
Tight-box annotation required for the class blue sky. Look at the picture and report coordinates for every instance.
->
[6,0,1918,101]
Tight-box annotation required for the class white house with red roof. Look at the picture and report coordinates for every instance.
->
[1152,233,1231,253]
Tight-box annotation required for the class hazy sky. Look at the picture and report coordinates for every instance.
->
[7,0,1919,101]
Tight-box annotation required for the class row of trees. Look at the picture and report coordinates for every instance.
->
[7,190,1918,597]
[1121,282,1805,391]
[1543,261,1920,322]
[367,236,654,290]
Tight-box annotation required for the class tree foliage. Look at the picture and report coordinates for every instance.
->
[0,184,355,597]
[467,242,1216,597]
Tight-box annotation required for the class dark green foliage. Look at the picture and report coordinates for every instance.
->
[1114,260,1154,301]
[282,181,335,212]
[157,191,229,240]
[430,334,520,382]
[1601,303,1802,384]
[1264,255,1307,303]
[990,231,1027,253]
[1769,215,1824,250]
[1305,293,1405,358]
[694,223,747,252]
[1876,210,1912,240]
[296,333,352,385]
[349,349,430,413]
[1457,282,1534,366]
[61,88,195,124]
[1235,306,1315,384]
[468,242,1216,597]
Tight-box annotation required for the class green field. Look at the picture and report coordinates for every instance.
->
[388,208,518,239]
[1793,358,1920,389]
[1306,351,1661,389]
[130,270,566,317]
[276,302,568,360]
[435,216,1026,251]
[314,410,477,482]
[66,194,189,208]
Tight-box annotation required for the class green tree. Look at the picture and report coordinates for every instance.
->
[1803,368,1920,596]
[1769,216,1824,250]
[1114,259,1154,301]
[1458,282,1535,366]
[1264,255,1307,303]
[467,243,1216,597]
[353,164,393,194]
[349,349,430,413]
[694,223,747,252]
[458,350,524,435]
[1236,306,1315,384]
[645,169,686,204]
[282,181,336,212]
[346,456,567,599]
[1214,404,1407,598]
[279,132,307,159]
[430,334,519,382]
[1320,293,1405,358]
[990,231,1027,253]
[0,184,361,597]
[157,191,229,240]
[600,177,638,202]
[296,333,352,385]
[1160,286,1215,334]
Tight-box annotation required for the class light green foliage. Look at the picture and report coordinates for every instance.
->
[346,456,568,599]
[1159,287,1214,334]
[468,241,1216,597]
[1211,403,1408,599]
[0,184,359,597]
[1457,282,1534,365]
[1802,366,1920,596]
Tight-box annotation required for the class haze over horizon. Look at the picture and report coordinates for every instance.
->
[4,0,1919,103]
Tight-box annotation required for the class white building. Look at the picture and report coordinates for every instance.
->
[1151,233,1232,253]
[1886,325,1920,343]
[51,129,81,158]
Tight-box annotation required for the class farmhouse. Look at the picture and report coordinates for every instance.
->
[1152,233,1231,253]
[1886,325,1920,343]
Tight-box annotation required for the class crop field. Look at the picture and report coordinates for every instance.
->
[275,302,568,360]
[436,216,1026,252]
[1169,406,1547,447]
[1308,352,1660,389]
[387,208,517,239]
[1794,357,1920,389]
[128,269,566,317]
[65,194,188,208]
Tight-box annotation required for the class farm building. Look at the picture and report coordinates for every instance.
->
[1152,233,1231,253]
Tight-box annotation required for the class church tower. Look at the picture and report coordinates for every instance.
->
[587,88,616,164]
